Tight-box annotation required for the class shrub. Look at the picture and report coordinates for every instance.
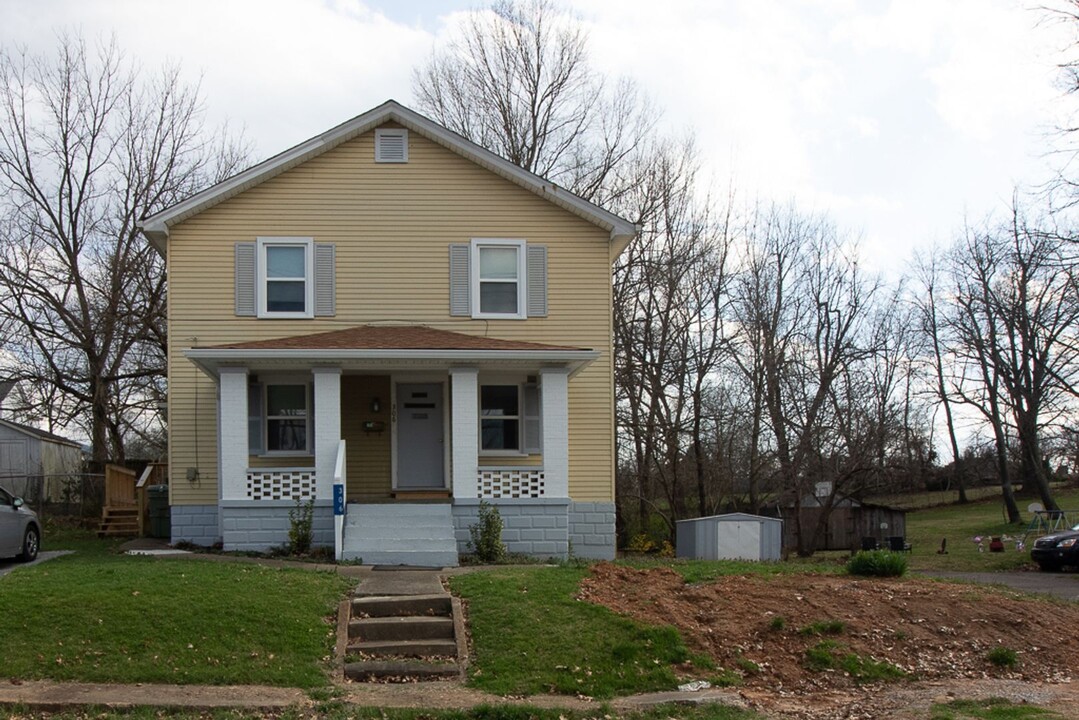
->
[768,615,786,631]
[288,498,314,555]
[627,533,655,553]
[847,549,908,577]
[988,645,1018,668]
[468,500,507,563]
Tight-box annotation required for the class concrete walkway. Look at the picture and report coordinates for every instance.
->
[353,567,446,596]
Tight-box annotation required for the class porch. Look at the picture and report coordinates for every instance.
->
[185,325,597,564]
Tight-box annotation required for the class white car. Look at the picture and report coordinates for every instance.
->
[0,484,41,562]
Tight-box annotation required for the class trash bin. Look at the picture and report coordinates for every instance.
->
[147,485,171,539]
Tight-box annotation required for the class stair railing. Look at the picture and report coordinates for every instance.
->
[333,439,347,562]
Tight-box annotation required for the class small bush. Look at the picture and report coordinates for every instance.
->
[847,549,908,577]
[627,533,656,553]
[799,619,845,636]
[768,615,786,631]
[988,645,1018,668]
[288,498,314,555]
[468,500,507,563]
[804,640,839,671]
[735,656,760,675]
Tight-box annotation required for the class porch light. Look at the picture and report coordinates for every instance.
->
[371,397,381,413]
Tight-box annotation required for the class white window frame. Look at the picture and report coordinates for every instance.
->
[375,128,409,163]
[262,381,313,456]
[257,237,314,319]
[470,238,526,320]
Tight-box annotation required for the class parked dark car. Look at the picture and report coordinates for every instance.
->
[0,484,40,562]
[1031,523,1079,571]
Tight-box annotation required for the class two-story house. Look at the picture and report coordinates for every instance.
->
[140,100,635,565]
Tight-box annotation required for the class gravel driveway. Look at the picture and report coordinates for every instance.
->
[919,569,1079,602]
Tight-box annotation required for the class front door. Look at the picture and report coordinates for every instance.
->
[396,383,445,489]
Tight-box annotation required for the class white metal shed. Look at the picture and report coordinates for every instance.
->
[676,513,783,562]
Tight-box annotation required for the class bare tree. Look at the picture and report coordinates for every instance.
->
[412,0,654,204]
[940,201,1079,518]
[0,34,247,464]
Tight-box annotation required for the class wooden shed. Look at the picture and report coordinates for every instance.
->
[676,512,784,561]
[783,498,907,553]
[0,418,82,501]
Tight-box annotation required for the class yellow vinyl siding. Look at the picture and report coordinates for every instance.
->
[167,126,614,505]
[342,375,392,499]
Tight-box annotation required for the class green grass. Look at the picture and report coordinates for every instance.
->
[905,487,1079,572]
[0,547,351,686]
[930,698,1061,719]
[987,646,1019,668]
[798,619,845,636]
[803,640,905,682]
[2,704,766,720]
[450,566,710,699]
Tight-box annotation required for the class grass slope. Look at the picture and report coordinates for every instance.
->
[451,566,709,699]
[0,551,350,686]
[906,487,1079,572]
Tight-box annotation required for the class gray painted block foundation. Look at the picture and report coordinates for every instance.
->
[569,502,616,560]
[220,501,333,552]
[452,498,570,558]
[170,505,220,546]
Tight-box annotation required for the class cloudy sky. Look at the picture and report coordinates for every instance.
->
[2,0,1076,273]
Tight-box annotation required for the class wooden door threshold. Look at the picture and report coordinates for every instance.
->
[391,489,452,501]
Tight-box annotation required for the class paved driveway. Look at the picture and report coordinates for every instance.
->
[0,550,72,578]
[920,569,1079,602]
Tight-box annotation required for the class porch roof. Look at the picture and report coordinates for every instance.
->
[184,325,600,377]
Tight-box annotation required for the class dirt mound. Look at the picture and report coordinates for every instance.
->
[578,563,1079,697]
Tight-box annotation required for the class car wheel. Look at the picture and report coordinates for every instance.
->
[17,525,39,562]
[1038,561,1060,572]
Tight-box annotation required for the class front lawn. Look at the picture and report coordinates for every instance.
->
[450,566,712,699]
[0,545,350,687]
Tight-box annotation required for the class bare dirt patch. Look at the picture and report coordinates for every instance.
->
[579,563,1079,717]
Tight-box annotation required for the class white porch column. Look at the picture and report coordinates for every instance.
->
[540,368,570,498]
[218,367,249,501]
[312,367,342,499]
[449,367,479,499]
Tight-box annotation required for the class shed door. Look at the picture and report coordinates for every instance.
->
[716,521,761,561]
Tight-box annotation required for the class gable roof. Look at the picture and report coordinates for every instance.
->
[140,100,638,253]
[0,418,81,448]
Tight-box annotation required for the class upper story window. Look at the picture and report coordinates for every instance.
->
[257,237,313,318]
[471,239,526,319]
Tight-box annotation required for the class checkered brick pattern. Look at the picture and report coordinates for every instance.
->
[477,469,545,498]
[246,470,317,500]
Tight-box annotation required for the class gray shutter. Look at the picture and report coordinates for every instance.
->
[235,243,256,316]
[449,244,471,316]
[314,243,335,317]
[522,383,541,454]
[526,244,548,317]
[247,382,263,454]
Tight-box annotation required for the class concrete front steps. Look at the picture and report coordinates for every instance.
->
[344,592,462,681]
[341,503,458,567]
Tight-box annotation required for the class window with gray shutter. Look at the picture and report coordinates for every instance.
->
[522,382,541,454]
[314,243,335,317]
[235,243,256,316]
[526,245,548,317]
[247,382,263,454]
[449,244,470,316]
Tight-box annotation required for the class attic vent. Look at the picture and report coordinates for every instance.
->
[375,128,408,163]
